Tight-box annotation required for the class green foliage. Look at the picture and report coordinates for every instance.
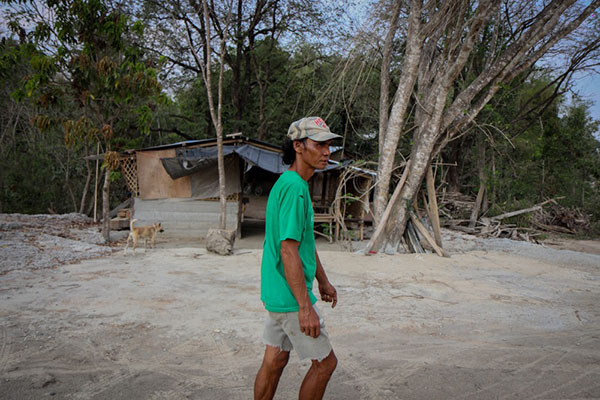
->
[3,140,61,213]
[444,70,600,228]
[12,0,164,154]
[1,0,165,215]
[173,38,381,156]
[109,170,122,183]
[0,38,64,213]
[1,0,599,234]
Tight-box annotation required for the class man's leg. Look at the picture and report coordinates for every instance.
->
[254,345,290,400]
[298,350,337,400]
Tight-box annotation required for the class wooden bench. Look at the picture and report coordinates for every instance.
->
[313,207,337,243]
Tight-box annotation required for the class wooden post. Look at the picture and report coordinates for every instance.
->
[426,165,443,247]
[412,196,422,219]
[405,220,424,253]
[93,142,100,223]
[410,212,449,257]
[237,157,244,238]
[470,184,486,228]
[422,192,432,223]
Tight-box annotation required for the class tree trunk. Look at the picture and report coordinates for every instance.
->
[102,166,111,242]
[257,82,267,140]
[469,136,487,227]
[372,0,500,252]
[93,143,100,222]
[217,137,227,229]
[373,0,424,224]
[232,0,243,129]
[252,43,271,141]
[364,160,410,254]
[446,137,462,193]
[367,106,445,253]
[385,128,441,247]
[202,0,230,230]
[378,0,402,157]
[490,150,496,209]
[63,150,78,212]
[369,0,598,254]
[0,172,3,213]
[376,53,465,251]
[79,140,93,214]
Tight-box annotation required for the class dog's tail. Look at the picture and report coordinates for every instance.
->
[130,218,138,231]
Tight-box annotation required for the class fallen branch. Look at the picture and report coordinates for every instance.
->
[490,197,564,221]
[490,205,542,221]
[532,220,576,234]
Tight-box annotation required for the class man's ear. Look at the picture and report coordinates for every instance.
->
[292,140,305,154]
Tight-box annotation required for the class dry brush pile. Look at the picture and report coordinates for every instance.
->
[439,194,591,243]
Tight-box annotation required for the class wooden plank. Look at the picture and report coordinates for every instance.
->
[137,149,191,199]
[426,165,443,247]
[314,212,335,243]
[412,196,422,219]
[110,217,130,230]
[109,198,132,218]
[469,183,486,228]
[410,211,449,257]
[405,220,424,253]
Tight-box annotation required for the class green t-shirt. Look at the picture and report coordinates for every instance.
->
[260,170,317,312]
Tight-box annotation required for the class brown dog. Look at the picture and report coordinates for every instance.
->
[124,219,164,255]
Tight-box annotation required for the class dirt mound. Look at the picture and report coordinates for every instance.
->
[0,213,113,274]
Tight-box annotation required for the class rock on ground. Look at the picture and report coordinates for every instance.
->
[205,228,236,255]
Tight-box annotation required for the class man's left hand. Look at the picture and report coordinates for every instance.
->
[318,281,337,308]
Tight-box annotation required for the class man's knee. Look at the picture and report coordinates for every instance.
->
[264,347,290,371]
[312,351,337,376]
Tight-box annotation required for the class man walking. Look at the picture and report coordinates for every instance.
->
[254,117,340,400]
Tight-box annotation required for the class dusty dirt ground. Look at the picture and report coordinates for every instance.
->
[1,214,599,399]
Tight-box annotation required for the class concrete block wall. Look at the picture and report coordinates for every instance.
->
[132,198,239,239]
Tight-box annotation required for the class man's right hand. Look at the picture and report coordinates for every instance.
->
[298,306,320,338]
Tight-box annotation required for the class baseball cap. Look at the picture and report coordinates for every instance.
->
[287,117,342,142]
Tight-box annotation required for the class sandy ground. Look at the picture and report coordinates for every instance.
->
[1,214,599,399]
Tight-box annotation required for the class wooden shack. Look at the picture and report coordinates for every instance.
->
[117,136,374,240]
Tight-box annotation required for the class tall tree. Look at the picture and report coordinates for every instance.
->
[187,0,233,229]
[5,0,164,240]
[136,0,343,135]
[366,0,600,253]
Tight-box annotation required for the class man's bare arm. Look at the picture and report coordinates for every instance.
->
[315,250,337,308]
[281,239,321,338]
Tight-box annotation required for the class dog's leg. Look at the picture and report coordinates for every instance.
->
[124,235,131,255]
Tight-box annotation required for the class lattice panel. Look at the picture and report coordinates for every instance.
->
[120,155,139,196]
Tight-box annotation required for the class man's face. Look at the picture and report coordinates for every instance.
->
[296,139,332,170]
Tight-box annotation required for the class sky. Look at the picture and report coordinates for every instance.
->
[573,72,600,135]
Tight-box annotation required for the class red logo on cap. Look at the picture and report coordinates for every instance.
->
[313,118,327,129]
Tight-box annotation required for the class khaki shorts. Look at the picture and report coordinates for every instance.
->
[262,304,333,361]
